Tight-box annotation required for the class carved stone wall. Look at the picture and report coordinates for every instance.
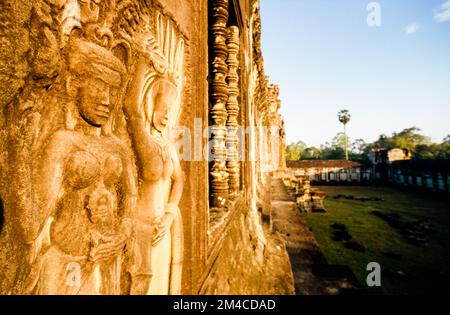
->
[209,0,230,208]
[0,0,291,295]
[225,25,241,197]
[199,199,293,294]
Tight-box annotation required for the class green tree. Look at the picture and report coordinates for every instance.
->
[371,134,390,149]
[414,142,450,159]
[321,146,345,159]
[351,138,367,154]
[286,128,449,162]
[302,147,321,160]
[331,132,350,150]
[286,141,306,161]
[436,141,450,159]
[444,135,450,143]
[414,144,438,159]
[391,127,431,152]
[338,109,351,160]
[318,134,347,160]
[366,127,431,156]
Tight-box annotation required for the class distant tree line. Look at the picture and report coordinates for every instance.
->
[286,127,450,161]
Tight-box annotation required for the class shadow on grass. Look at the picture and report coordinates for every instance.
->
[306,185,450,294]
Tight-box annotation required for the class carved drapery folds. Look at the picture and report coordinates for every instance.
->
[210,0,230,208]
[225,26,240,196]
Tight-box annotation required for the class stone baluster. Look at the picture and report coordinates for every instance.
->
[210,0,229,207]
[226,25,240,196]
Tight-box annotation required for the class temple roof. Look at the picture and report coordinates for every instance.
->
[287,160,367,169]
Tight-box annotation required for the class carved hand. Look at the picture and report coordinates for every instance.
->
[123,34,166,119]
[90,234,127,263]
[87,206,110,225]
[152,212,174,246]
[132,32,167,73]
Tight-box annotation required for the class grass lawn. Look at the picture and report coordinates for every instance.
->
[305,185,450,295]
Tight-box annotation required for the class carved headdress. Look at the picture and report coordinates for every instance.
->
[67,38,127,87]
[140,14,185,133]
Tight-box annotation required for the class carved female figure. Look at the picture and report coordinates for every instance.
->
[124,19,185,294]
[21,38,136,294]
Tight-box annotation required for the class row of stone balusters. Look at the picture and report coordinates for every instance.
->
[225,26,240,197]
[210,0,241,208]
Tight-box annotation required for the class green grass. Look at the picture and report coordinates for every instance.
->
[305,185,450,295]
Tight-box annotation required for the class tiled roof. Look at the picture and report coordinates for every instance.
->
[287,160,366,169]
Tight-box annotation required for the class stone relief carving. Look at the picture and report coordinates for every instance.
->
[209,0,244,209]
[0,0,293,296]
[210,0,230,208]
[0,0,187,295]
[22,38,136,294]
[123,13,185,295]
[225,26,241,197]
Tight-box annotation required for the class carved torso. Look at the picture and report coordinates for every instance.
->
[140,135,174,182]
[136,135,174,223]
[49,130,126,257]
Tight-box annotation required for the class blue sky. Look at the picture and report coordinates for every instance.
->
[260,0,450,147]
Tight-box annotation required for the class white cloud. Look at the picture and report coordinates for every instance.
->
[404,23,420,35]
[434,0,450,22]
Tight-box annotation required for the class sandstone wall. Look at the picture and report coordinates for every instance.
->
[200,198,294,294]
[0,0,292,295]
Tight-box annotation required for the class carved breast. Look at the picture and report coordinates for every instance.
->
[143,153,164,181]
[52,147,124,256]
[141,142,172,182]
[64,150,123,189]
[65,151,101,190]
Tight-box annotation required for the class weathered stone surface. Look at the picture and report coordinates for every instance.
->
[200,199,295,295]
[0,0,292,295]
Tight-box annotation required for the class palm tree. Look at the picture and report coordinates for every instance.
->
[338,109,351,160]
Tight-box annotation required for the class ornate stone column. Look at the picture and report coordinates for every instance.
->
[226,25,240,196]
[210,0,229,207]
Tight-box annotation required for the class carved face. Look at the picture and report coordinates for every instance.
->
[78,78,117,127]
[150,81,177,133]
